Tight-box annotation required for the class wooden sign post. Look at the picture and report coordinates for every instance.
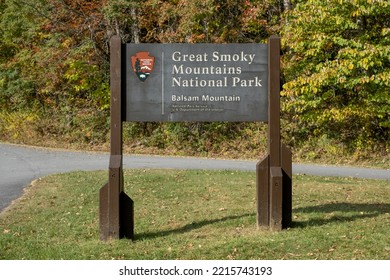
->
[99,35,291,240]
[257,36,292,231]
[99,36,134,240]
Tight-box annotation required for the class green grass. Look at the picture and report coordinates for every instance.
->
[0,169,389,260]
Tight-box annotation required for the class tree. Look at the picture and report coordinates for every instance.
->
[136,0,285,43]
[0,0,47,111]
[103,0,141,43]
[281,0,390,153]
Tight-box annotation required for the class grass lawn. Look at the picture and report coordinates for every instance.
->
[0,169,389,260]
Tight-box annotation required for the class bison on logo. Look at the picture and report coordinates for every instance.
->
[131,52,155,82]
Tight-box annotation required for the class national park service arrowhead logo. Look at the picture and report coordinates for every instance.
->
[131,52,155,82]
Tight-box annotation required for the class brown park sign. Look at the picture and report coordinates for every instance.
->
[125,44,268,122]
[99,36,292,241]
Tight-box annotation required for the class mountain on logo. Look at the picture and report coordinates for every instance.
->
[131,52,155,82]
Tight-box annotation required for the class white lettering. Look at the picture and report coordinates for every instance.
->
[172,95,200,102]
[172,77,228,87]
[171,51,208,62]
[211,51,256,64]
[172,64,183,74]
[172,51,181,62]
[232,76,262,87]
[171,65,241,75]
[202,95,241,102]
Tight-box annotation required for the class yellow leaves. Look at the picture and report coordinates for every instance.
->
[359,58,370,70]
[352,10,360,17]
[381,27,390,37]
[377,71,390,86]
[306,48,317,57]
[0,111,39,141]
[367,0,389,6]
[359,76,371,84]
[338,76,346,84]
[320,106,368,125]
[61,38,74,48]
[37,32,50,41]
[280,0,389,150]
[283,44,386,101]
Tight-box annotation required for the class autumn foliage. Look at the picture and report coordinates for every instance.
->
[0,0,389,159]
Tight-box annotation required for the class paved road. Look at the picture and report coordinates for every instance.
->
[1,143,389,212]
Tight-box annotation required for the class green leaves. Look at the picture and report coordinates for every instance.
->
[281,0,389,151]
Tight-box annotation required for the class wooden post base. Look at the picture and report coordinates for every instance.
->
[256,144,292,230]
[99,155,134,240]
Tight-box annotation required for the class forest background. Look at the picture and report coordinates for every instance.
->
[0,0,389,165]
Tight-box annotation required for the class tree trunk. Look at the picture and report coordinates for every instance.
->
[283,0,292,11]
[131,7,140,44]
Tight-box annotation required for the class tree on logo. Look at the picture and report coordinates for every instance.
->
[135,58,141,73]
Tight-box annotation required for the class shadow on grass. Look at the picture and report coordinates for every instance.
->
[135,213,254,241]
[292,202,390,228]
[134,203,389,239]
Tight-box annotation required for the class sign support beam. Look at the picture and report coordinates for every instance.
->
[256,36,292,230]
[99,36,134,241]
